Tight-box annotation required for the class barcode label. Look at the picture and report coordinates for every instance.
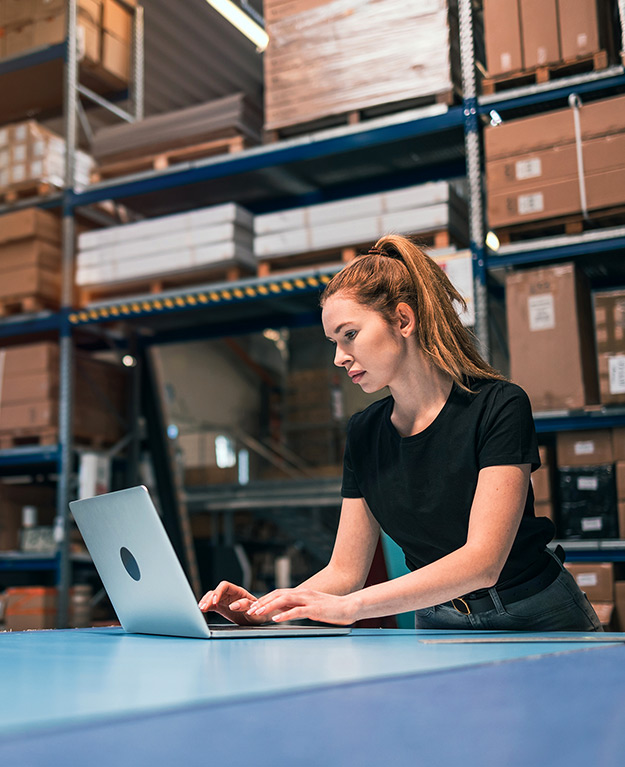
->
[518,192,545,215]
[574,441,595,456]
[577,476,598,491]
[515,158,542,180]
[608,355,625,394]
[577,573,598,587]
[581,517,603,532]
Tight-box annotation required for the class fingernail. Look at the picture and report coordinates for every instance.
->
[230,601,240,610]
[212,595,217,605]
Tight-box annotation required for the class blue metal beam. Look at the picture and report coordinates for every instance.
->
[487,236,625,268]
[0,312,62,340]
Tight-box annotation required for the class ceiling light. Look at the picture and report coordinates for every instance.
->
[206,0,269,52]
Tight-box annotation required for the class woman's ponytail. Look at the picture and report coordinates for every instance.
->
[321,234,504,389]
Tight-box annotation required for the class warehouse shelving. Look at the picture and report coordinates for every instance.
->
[2,0,625,621]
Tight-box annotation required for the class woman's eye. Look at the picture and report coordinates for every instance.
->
[345,330,357,340]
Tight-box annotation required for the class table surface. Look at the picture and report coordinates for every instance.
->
[1,627,624,766]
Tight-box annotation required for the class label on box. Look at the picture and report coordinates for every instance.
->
[581,517,603,531]
[518,192,544,215]
[501,52,512,70]
[528,294,555,331]
[14,125,27,142]
[574,441,596,456]
[608,356,625,394]
[515,158,542,180]
[578,476,599,491]
[576,573,598,587]
[537,47,548,65]
[577,33,588,49]
[0,149,8,169]
[0,128,8,146]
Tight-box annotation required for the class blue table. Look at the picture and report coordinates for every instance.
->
[1,627,624,766]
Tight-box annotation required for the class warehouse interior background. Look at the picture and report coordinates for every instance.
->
[1,0,625,632]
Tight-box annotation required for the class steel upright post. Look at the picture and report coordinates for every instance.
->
[57,0,79,628]
[458,0,490,360]
[132,4,145,120]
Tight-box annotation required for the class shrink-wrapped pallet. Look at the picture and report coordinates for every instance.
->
[264,0,460,131]
[76,203,255,287]
[0,120,93,195]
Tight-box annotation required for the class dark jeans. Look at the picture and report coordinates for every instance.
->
[415,548,604,631]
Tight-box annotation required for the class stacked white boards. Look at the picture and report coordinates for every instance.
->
[76,204,255,287]
[253,181,468,260]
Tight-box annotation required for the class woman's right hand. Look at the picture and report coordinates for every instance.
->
[198,581,267,625]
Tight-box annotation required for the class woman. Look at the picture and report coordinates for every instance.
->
[199,234,602,631]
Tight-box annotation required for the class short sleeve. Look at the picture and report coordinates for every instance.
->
[477,383,540,471]
[341,417,363,498]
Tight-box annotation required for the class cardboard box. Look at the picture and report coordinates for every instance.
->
[594,289,625,355]
[532,467,552,501]
[483,0,524,75]
[617,460,625,500]
[565,562,614,601]
[556,429,614,467]
[619,501,625,537]
[597,352,625,406]
[3,587,57,630]
[101,30,130,82]
[0,239,61,273]
[558,464,618,538]
[591,601,614,629]
[534,500,555,523]
[557,0,600,61]
[506,263,599,411]
[484,95,625,161]
[0,208,61,245]
[613,428,625,461]
[615,581,625,630]
[102,0,131,42]
[520,0,561,68]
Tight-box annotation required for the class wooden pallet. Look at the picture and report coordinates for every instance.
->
[2,181,56,205]
[494,204,625,245]
[264,89,460,142]
[0,295,60,318]
[77,262,256,306]
[91,135,249,182]
[481,51,608,96]
[257,229,461,276]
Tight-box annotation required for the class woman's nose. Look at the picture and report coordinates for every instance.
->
[334,345,351,367]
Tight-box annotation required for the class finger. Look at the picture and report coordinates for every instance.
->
[248,594,302,617]
[229,598,253,612]
[271,607,308,623]
[198,591,214,611]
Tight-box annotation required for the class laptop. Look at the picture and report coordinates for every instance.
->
[69,485,351,639]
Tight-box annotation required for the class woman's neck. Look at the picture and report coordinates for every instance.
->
[388,354,454,438]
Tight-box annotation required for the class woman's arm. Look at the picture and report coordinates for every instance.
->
[199,495,379,622]
[246,464,531,624]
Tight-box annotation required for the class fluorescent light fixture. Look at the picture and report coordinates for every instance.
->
[485,230,500,252]
[206,0,269,52]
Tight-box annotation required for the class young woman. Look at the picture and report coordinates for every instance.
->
[199,234,602,631]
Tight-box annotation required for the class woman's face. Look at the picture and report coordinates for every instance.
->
[322,293,410,393]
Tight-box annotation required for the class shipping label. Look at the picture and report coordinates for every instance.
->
[515,158,542,180]
[518,192,544,215]
[576,573,598,587]
[577,476,599,491]
[528,294,556,332]
[574,441,596,456]
[581,517,603,532]
[608,355,625,394]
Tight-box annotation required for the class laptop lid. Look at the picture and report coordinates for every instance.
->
[69,486,350,639]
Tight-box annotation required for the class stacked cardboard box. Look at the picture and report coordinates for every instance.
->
[0,342,127,445]
[76,203,255,287]
[0,0,135,87]
[0,119,93,194]
[594,289,625,406]
[264,0,460,132]
[565,561,615,629]
[556,430,618,539]
[0,207,62,309]
[254,182,468,260]
[506,262,599,411]
[484,94,625,229]
[1,584,92,630]
[483,0,610,76]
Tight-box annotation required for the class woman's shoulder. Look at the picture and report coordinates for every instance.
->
[462,377,534,416]
[347,395,393,433]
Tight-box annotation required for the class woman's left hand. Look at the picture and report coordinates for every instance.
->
[246,588,359,626]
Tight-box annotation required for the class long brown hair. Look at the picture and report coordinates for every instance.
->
[320,234,505,390]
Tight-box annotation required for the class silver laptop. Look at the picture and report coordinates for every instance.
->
[69,485,350,639]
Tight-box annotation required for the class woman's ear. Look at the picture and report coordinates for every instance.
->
[395,302,416,337]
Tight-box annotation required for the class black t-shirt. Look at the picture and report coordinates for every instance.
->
[341,378,555,587]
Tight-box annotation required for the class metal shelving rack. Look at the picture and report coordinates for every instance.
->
[0,0,144,626]
[2,1,625,614]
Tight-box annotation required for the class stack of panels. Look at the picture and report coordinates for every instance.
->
[485,94,625,228]
[0,342,126,445]
[76,203,255,286]
[0,208,61,307]
[91,93,263,164]
[0,120,93,192]
[264,0,459,131]
[254,182,468,259]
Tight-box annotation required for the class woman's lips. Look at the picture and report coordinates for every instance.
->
[350,371,365,384]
